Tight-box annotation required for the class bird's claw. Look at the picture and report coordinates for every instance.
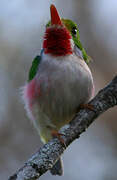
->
[51,130,66,148]
[80,103,96,112]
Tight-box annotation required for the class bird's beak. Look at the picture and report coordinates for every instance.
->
[50,4,62,26]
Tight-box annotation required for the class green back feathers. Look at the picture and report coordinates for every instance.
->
[28,56,41,82]
[46,19,90,64]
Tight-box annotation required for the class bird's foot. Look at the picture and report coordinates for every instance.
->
[51,130,66,148]
[80,103,95,112]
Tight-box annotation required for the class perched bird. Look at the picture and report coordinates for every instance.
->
[22,4,94,176]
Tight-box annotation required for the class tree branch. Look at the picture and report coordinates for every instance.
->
[9,75,117,180]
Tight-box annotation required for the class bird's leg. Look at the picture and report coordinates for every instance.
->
[79,103,95,111]
[47,125,66,148]
[73,103,95,120]
[51,130,66,148]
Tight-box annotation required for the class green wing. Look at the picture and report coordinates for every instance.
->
[28,55,41,82]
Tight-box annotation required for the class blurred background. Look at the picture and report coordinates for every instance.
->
[0,0,117,179]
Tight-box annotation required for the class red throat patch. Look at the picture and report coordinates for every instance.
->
[43,27,73,56]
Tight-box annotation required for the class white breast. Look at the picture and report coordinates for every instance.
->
[33,53,94,127]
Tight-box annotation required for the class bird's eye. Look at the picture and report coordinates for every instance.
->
[72,27,77,36]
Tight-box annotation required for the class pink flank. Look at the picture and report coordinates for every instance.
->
[23,79,37,108]
[27,79,36,100]
[23,78,42,121]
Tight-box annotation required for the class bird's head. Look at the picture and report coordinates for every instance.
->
[43,4,90,64]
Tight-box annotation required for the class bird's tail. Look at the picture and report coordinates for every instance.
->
[50,157,63,176]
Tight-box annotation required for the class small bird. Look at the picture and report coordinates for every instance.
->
[22,4,94,176]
